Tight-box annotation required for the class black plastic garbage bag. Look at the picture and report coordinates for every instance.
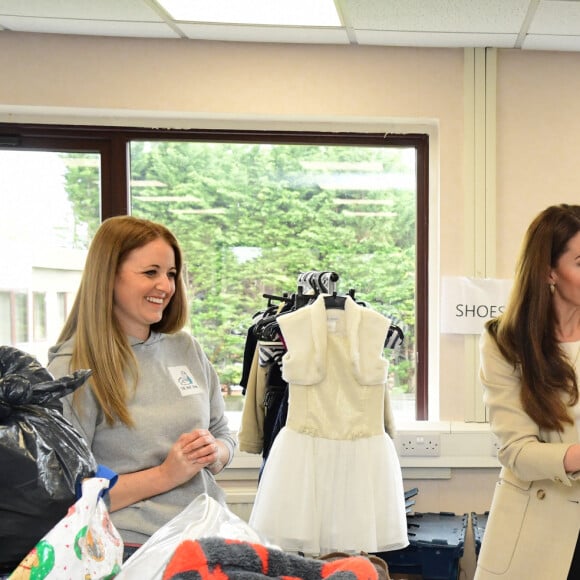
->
[0,346,98,573]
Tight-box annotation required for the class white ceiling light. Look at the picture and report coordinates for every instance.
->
[157,0,341,27]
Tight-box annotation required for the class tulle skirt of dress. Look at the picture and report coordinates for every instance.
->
[248,427,409,555]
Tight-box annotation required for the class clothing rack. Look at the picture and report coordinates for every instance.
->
[245,269,410,555]
[257,270,404,349]
[240,269,406,476]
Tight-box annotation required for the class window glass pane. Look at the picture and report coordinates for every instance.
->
[0,150,100,364]
[33,292,47,341]
[15,293,28,343]
[130,141,418,426]
[57,292,69,329]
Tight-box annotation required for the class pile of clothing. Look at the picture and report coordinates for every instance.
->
[162,537,390,580]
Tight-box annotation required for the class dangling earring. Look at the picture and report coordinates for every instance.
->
[549,283,555,295]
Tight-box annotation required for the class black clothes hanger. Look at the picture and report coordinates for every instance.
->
[254,309,288,342]
[253,317,281,342]
[293,288,316,309]
[323,289,356,310]
[321,291,404,349]
[323,293,346,310]
[254,271,343,339]
[262,293,293,307]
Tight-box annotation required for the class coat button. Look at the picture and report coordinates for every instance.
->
[537,489,546,500]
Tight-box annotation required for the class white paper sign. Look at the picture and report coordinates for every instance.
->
[441,276,513,334]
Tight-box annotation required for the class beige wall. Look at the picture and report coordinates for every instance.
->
[496,49,580,275]
[3,32,580,578]
[0,33,462,118]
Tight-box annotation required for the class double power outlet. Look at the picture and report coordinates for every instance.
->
[397,432,441,457]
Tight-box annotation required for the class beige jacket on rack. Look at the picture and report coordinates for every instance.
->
[238,347,269,454]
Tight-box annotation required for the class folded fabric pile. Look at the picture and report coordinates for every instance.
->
[162,537,378,580]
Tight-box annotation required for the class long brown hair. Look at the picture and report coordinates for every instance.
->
[58,216,188,426]
[486,204,580,431]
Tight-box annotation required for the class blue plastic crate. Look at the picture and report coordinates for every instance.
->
[471,512,489,559]
[376,512,467,580]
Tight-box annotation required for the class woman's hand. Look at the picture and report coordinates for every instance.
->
[180,429,220,467]
[181,429,230,475]
[109,429,228,512]
[157,431,210,488]
[564,443,580,473]
[159,429,228,486]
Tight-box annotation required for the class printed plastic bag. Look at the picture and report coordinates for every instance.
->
[117,494,272,580]
[0,346,98,572]
[9,477,123,580]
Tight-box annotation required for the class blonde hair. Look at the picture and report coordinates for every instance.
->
[487,204,580,431]
[59,216,188,426]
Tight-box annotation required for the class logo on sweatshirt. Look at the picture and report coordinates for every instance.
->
[168,366,200,396]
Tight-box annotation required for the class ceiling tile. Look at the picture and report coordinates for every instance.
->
[0,0,163,21]
[341,0,530,34]
[529,0,580,34]
[0,16,179,38]
[355,30,518,48]
[523,33,580,50]
[178,23,349,44]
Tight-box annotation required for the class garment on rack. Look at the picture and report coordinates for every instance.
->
[239,286,405,466]
[238,345,268,455]
[249,294,408,555]
[239,325,258,395]
[238,309,289,461]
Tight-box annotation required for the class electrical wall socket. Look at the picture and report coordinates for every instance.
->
[398,433,441,457]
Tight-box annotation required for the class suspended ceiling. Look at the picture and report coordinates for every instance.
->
[1,0,580,51]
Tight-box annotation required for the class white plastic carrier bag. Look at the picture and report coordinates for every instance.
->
[117,493,271,580]
[8,477,123,580]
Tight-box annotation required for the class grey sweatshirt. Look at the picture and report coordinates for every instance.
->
[47,330,237,545]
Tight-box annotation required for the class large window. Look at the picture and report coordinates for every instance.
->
[0,124,428,420]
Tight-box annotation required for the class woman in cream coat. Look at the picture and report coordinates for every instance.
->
[475,204,580,580]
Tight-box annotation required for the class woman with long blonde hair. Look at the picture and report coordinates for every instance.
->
[48,215,236,559]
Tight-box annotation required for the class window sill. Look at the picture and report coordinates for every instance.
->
[224,421,500,474]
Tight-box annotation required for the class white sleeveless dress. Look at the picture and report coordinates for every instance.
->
[248,295,409,555]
